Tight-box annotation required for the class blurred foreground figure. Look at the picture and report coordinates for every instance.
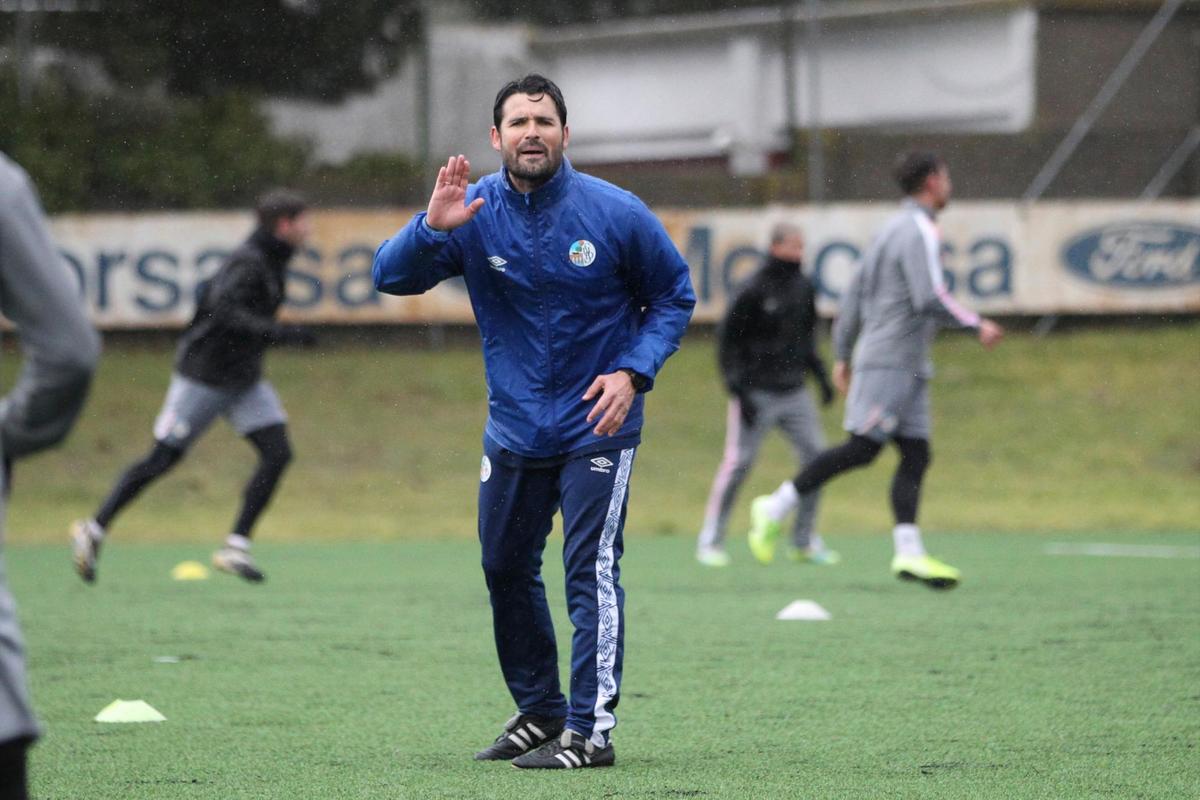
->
[696,222,837,568]
[374,74,694,769]
[0,152,100,800]
[72,190,314,585]
[747,152,1004,589]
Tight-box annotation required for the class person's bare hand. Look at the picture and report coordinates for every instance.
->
[833,360,851,396]
[426,155,484,232]
[583,372,636,437]
[979,319,1004,349]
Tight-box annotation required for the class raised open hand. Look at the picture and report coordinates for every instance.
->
[426,155,485,232]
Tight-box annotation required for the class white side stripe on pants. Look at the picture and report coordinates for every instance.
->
[592,448,634,747]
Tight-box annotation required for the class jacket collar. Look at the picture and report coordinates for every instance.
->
[761,254,802,282]
[499,157,574,209]
[903,196,938,221]
[249,226,296,268]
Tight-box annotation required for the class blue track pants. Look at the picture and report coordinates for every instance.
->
[478,439,636,746]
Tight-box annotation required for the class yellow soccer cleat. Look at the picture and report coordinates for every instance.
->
[891,554,961,590]
[747,496,783,565]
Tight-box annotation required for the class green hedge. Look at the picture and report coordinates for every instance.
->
[0,65,313,212]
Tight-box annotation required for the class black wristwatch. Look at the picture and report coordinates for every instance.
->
[620,368,648,392]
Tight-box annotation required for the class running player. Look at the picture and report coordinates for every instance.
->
[747,152,1003,589]
[71,190,314,584]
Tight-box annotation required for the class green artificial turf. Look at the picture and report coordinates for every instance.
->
[11,532,1199,799]
[6,323,1199,545]
[2,322,1197,796]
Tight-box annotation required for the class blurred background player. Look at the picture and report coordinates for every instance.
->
[70,190,314,585]
[695,221,837,568]
[373,75,694,770]
[0,152,100,800]
[747,152,1004,589]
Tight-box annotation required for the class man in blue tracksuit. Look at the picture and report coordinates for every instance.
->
[373,75,694,769]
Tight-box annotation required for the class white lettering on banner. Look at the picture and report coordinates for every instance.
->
[48,202,1200,329]
[1090,231,1199,284]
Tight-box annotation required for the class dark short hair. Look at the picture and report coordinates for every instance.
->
[894,151,946,195]
[493,74,567,129]
[256,189,307,230]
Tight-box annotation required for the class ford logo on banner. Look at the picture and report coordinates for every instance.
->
[1062,222,1200,289]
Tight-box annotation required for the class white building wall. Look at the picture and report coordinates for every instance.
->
[264,22,530,167]
[540,4,1036,173]
[265,2,1036,175]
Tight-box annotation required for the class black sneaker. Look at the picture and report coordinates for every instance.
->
[474,713,565,761]
[511,729,615,770]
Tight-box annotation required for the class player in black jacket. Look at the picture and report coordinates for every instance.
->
[71,190,314,584]
[696,222,837,567]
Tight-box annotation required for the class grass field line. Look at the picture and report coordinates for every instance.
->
[1044,542,1200,558]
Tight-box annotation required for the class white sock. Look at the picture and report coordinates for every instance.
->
[763,481,800,520]
[86,519,106,540]
[806,534,826,553]
[225,534,251,552]
[892,524,926,558]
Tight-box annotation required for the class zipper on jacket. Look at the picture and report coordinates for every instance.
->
[527,192,561,452]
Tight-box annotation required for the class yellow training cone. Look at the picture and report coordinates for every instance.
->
[171,561,209,581]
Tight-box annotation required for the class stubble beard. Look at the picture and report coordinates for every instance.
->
[504,146,563,190]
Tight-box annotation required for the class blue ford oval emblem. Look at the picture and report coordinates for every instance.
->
[1062,222,1200,288]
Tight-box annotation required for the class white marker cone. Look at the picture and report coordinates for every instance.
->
[775,600,831,621]
[94,699,166,723]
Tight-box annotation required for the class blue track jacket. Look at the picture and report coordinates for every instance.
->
[373,159,695,459]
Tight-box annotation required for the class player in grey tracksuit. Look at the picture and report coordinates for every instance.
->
[748,152,1003,588]
[0,153,100,800]
[696,222,837,567]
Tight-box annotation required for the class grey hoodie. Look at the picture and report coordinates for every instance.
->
[833,198,980,379]
[0,152,100,744]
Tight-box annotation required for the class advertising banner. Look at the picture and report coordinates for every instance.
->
[47,201,1200,329]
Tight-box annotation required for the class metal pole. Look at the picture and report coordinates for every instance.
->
[1023,0,1183,202]
[804,0,824,204]
[780,1,798,163]
[1140,126,1200,200]
[416,1,432,183]
[414,1,445,348]
[15,6,33,107]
